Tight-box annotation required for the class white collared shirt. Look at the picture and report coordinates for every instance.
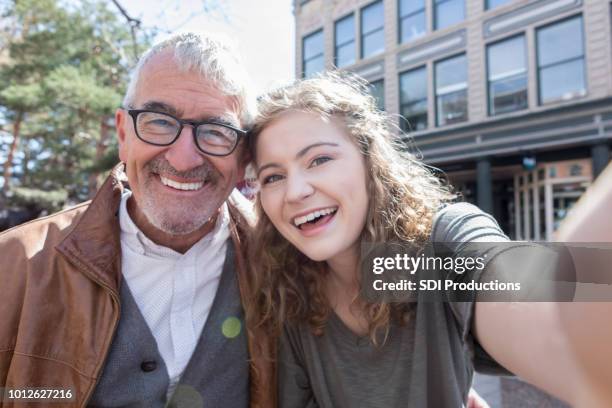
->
[118,190,229,398]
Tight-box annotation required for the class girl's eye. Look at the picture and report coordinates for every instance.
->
[262,174,283,185]
[310,156,332,167]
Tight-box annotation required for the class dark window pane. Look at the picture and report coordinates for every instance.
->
[539,59,586,103]
[362,1,384,33]
[400,67,427,131]
[399,0,425,16]
[303,31,323,59]
[489,74,527,115]
[362,29,385,58]
[401,99,428,131]
[336,42,356,67]
[369,80,385,111]
[437,89,468,126]
[335,15,355,45]
[400,11,426,43]
[304,56,324,78]
[435,54,467,92]
[435,0,464,30]
[488,36,526,80]
[537,17,583,67]
[400,67,427,102]
[486,0,511,9]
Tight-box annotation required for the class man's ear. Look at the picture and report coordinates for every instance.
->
[116,108,128,162]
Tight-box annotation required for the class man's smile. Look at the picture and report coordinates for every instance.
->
[159,175,206,191]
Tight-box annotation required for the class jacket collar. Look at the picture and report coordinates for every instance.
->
[56,163,126,295]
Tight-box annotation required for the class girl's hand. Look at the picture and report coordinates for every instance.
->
[467,388,490,408]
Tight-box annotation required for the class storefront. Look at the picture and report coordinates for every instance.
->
[447,158,594,241]
[513,158,592,241]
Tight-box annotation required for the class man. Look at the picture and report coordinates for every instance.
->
[0,32,272,407]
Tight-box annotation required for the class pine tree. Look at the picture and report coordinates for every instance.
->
[0,0,147,212]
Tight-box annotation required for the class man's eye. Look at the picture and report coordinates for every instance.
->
[149,119,174,127]
[310,156,332,167]
[262,174,283,185]
[204,130,230,140]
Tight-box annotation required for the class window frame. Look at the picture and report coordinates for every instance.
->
[360,0,385,59]
[434,53,468,127]
[302,29,325,78]
[486,33,528,116]
[334,13,356,68]
[535,14,587,105]
[398,0,426,44]
[399,65,429,132]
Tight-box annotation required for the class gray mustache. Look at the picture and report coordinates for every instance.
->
[146,157,219,182]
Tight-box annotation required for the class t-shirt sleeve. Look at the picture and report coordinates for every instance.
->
[431,202,514,375]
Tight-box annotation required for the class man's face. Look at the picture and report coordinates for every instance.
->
[116,50,245,237]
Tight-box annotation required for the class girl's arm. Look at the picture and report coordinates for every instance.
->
[474,163,612,406]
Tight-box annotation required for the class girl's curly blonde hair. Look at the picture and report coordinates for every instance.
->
[245,72,455,345]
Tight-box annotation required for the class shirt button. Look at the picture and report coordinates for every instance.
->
[140,360,157,372]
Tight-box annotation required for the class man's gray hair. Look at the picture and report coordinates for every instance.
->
[122,31,256,126]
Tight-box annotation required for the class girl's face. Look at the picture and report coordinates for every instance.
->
[256,111,369,263]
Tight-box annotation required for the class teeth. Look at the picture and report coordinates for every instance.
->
[293,207,337,227]
[160,176,204,191]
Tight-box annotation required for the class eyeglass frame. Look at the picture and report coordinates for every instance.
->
[125,108,248,157]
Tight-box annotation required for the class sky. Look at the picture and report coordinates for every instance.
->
[121,0,296,95]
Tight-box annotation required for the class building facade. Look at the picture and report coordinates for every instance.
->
[294,0,612,240]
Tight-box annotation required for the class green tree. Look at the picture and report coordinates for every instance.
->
[0,0,147,208]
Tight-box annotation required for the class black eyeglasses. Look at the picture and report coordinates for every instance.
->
[126,109,247,157]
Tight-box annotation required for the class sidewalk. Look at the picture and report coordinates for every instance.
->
[473,374,569,408]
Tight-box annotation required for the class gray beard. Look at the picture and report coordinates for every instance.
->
[140,197,213,235]
[137,156,221,235]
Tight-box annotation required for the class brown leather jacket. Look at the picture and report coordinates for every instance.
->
[0,165,275,407]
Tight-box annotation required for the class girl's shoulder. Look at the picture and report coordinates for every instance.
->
[431,202,508,243]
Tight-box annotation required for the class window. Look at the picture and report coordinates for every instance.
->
[400,67,428,131]
[487,35,527,116]
[569,164,583,176]
[335,14,356,68]
[435,54,468,126]
[434,0,465,30]
[369,80,385,111]
[361,1,385,58]
[399,0,426,43]
[302,30,324,78]
[537,16,586,104]
[486,0,511,10]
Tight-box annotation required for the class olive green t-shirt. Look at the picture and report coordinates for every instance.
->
[278,203,512,408]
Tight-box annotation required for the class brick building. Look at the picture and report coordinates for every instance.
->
[294,0,612,240]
